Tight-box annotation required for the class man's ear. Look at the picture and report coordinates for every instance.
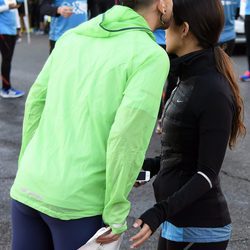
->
[157,0,167,14]
[181,22,190,39]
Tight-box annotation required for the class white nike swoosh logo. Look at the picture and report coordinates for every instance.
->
[177,100,184,103]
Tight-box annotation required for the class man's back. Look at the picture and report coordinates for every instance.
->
[11,6,169,233]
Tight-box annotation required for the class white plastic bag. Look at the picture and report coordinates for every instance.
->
[78,227,123,250]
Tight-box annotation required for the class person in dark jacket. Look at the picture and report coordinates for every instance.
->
[130,0,246,249]
[88,0,116,18]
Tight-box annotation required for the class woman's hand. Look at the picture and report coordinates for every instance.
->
[96,228,121,244]
[129,219,152,249]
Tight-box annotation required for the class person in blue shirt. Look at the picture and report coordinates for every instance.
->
[154,29,166,49]
[219,0,240,56]
[40,0,88,53]
[240,0,250,81]
[0,1,25,98]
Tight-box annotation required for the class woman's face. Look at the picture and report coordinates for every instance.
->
[165,20,183,55]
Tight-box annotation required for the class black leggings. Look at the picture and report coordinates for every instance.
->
[158,236,229,250]
[0,34,16,89]
[12,200,103,250]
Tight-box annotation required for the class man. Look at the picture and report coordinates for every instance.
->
[10,0,173,249]
[219,0,240,56]
[240,0,250,81]
[0,1,25,98]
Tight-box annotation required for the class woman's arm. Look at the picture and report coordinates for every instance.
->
[130,92,234,247]
[142,156,161,177]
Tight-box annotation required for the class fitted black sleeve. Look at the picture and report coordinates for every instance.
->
[40,0,60,17]
[140,92,234,232]
[142,156,161,177]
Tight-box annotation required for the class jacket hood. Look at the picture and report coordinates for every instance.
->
[73,5,155,40]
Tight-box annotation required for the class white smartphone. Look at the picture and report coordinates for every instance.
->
[136,171,150,182]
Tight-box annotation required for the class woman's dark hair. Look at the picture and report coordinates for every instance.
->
[119,0,154,10]
[173,0,246,148]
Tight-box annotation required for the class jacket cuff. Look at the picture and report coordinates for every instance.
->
[110,222,127,234]
[139,205,165,233]
[142,157,161,177]
[0,5,9,12]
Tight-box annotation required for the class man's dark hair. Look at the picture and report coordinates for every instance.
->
[119,0,155,10]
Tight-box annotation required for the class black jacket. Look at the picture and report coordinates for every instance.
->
[141,49,234,231]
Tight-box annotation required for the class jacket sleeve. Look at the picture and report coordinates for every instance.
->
[140,93,234,232]
[19,55,53,163]
[142,156,161,177]
[0,4,9,12]
[103,52,169,234]
[40,0,59,17]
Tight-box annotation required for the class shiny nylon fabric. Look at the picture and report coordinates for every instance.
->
[10,6,169,234]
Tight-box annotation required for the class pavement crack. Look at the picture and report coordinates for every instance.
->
[221,170,250,183]
[230,238,250,242]
[0,176,15,180]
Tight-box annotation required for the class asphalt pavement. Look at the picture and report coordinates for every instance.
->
[0,35,249,249]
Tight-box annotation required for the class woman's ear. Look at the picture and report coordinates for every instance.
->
[181,22,190,39]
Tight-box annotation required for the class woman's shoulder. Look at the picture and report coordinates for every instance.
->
[194,68,233,97]
[188,69,235,115]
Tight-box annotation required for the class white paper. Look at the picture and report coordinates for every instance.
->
[78,227,123,250]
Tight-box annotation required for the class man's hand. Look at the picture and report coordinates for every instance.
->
[9,3,20,9]
[133,181,147,188]
[96,228,121,244]
[129,219,152,249]
[57,6,73,18]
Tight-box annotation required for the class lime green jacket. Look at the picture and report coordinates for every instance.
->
[11,6,169,234]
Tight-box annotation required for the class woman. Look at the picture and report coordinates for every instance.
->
[0,1,25,98]
[130,0,246,249]
[10,0,173,249]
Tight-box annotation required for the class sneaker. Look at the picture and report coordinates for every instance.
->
[0,88,25,98]
[240,70,250,81]
[35,30,45,35]
[16,37,22,43]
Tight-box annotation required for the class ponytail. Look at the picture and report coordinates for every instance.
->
[214,46,246,149]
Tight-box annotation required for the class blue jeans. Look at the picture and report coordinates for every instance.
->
[11,199,103,250]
